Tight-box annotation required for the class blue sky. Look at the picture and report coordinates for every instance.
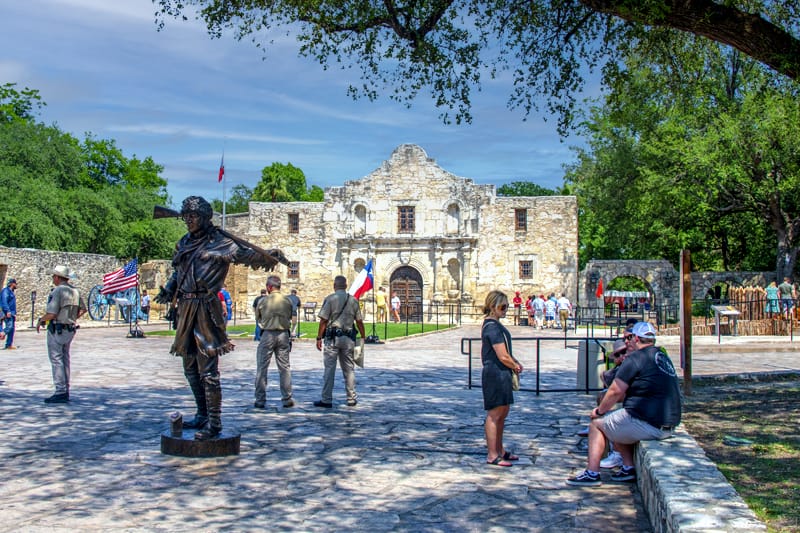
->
[3,0,591,205]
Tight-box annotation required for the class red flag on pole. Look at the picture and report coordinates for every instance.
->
[218,153,225,182]
[595,277,604,299]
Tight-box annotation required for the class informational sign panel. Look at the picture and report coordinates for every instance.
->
[711,305,740,342]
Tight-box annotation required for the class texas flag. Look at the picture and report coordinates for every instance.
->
[218,153,225,182]
[348,259,374,299]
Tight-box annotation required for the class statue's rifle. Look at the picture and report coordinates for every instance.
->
[153,206,290,268]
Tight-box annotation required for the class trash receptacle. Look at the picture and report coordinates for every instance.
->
[577,340,612,390]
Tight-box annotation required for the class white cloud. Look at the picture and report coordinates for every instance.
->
[108,123,326,145]
[48,0,155,21]
[3,0,582,205]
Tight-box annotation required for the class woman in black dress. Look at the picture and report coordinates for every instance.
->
[481,290,523,466]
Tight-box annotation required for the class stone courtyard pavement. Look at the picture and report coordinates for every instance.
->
[1,323,797,532]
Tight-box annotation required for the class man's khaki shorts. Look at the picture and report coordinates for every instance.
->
[599,408,674,444]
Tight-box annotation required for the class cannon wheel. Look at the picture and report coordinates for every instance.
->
[118,287,140,323]
[87,285,108,321]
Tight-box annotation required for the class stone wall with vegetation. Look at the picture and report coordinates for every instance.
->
[0,246,119,324]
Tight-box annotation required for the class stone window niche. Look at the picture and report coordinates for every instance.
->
[446,203,460,235]
[519,260,533,279]
[288,213,299,234]
[354,205,367,236]
[398,206,415,233]
[515,209,527,232]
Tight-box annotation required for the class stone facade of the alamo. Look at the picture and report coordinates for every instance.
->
[222,144,578,314]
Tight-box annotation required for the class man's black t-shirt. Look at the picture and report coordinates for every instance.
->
[614,345,682,428]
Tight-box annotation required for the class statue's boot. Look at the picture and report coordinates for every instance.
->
[182,373,208,429]
[195,379,222,440]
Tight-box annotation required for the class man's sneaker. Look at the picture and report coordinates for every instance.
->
[253,401,266,409]
[600,451,623,469]
[566,470,602,486]
[610,466,637,482]
[313,400,333,408]
[282,399,295,408]
[44,393,69,404]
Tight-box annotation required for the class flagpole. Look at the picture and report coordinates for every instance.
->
[220,144,226,231]
[370,256,376,338]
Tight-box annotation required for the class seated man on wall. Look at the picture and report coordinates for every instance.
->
[566,321,682,486]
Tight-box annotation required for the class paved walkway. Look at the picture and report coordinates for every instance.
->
[1,323,797,532]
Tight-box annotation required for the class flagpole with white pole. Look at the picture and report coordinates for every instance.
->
[218,146,226,230]
[370,256,377,338]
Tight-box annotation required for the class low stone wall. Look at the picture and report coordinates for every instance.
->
[0,247,176,325]
[0,246,119,325]
[637,428,765,532]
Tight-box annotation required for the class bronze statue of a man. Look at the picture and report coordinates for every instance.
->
[156,196,287,440]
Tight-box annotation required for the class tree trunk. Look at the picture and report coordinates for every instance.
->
[776,242,798,282]
[581,0,800,80]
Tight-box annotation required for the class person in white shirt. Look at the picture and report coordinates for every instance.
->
[557,293,572,330]
[391,292,401,323]
[532,294,546,329]
[544,295,557,328]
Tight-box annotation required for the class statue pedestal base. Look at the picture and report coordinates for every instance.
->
[160,429,241,457]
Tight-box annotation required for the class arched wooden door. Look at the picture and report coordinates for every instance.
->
[390,266,423,322]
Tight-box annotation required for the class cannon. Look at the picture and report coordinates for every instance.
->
[86,285,140,322]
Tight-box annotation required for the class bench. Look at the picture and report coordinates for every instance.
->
[636,427,765,532]
[302,302,317,321]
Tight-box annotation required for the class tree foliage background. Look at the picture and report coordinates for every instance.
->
[565,31,800,277]
[153,0,800,278]
[155,0,800,132]
[0,83,185,261]
[210,162,324,215]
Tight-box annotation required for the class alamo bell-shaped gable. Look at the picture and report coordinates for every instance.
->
[226,144,578,317]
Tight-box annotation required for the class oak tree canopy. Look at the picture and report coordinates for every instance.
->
[155,1,800,130]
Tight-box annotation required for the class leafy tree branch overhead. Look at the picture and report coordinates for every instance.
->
[565,30,800,277]
[154,0,800,131]
[0,84,183,261]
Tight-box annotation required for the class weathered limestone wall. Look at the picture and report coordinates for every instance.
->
[479,196,578,300]
[227,144,578,309]
[0,246,119,324]
[1,145,579,322]
[243,201,330,311]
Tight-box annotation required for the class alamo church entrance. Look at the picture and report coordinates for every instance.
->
[390,266,423,321]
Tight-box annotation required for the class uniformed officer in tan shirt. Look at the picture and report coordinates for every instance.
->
[314,275,366,408]
[37,264,86,404]
[254,275,294,408]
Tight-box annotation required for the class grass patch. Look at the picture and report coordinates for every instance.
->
[681,374,800,532]
[146,321,455,340]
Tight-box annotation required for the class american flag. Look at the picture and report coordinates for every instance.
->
[101,258,139,295]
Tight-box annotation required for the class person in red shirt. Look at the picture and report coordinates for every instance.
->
[512,291,523,325]
[525,295,534,327]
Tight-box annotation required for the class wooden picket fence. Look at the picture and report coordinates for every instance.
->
[657,286,797,336]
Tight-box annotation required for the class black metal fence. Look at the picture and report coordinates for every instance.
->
[150,294,798,337]
[461,334,617,395]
